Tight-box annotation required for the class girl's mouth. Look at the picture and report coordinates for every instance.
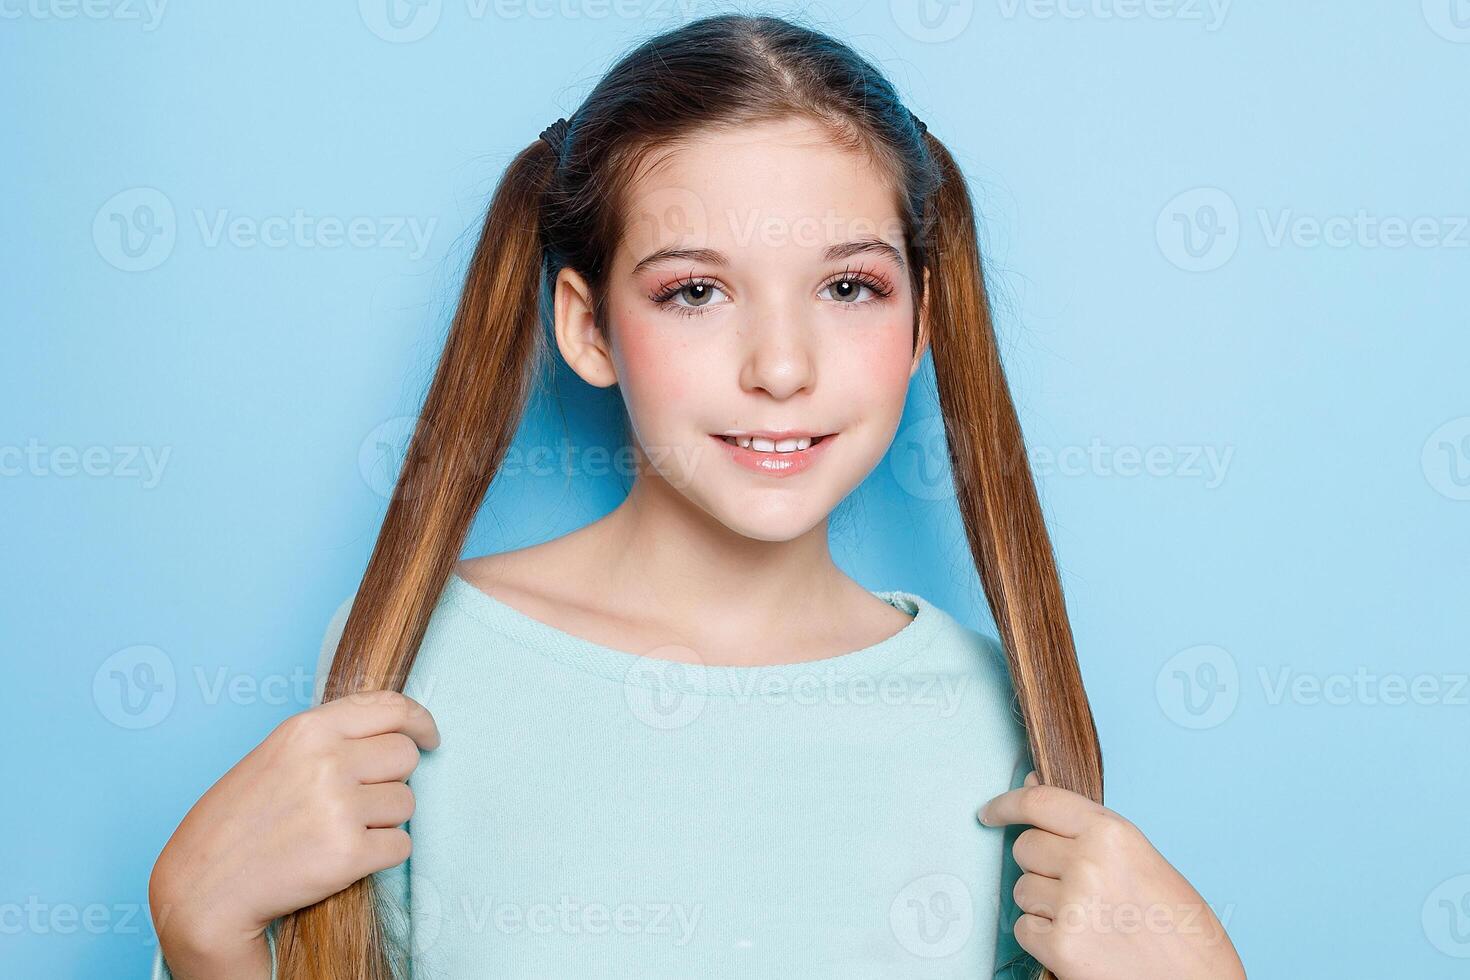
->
[708,432,837,478]
[719,433,828,451]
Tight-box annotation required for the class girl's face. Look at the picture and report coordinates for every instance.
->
[554,116,929,543]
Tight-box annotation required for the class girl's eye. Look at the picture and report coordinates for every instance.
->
[818,275,890,305]
[650,278,731,317]
[649,267,895,318]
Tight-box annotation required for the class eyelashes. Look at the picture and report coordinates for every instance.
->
[648,264,897,319]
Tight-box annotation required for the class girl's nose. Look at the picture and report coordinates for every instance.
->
[737,306,817,400]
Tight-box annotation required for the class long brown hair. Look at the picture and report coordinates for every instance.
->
[274,13,1102,979]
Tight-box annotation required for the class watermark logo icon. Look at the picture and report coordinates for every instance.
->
[1156,187,1239,272]
[889,415,954,501]
[1421,416,1470,501]
[93,644,176,729]
[359,415,425,500]
[890,0,975,43]
[1423,873,1470,957]
[623,645,707,731]
[631,184,710,253]
[1423,0,1470,42]
[93,188,176,272]
[1155,643,1238,729]
[890,872,974,958]
[360,0,441,41]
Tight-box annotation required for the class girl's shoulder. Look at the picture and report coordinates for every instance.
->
[919,598,1024,686]
[312,571,1026,738]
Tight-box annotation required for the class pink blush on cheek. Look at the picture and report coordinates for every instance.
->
[612,314,691,406]
[856,319,919,387]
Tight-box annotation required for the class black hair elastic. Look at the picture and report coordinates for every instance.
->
[539,117,570,156]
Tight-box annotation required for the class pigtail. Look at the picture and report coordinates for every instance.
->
[921,131,1106,980]
[272,134,558,980]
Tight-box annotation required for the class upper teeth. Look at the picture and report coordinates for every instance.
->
[724,435,814,452]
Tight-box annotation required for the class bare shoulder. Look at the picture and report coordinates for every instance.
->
[453,543,557,603]
[456,538,915,657]
[453,530,602,621]
[842,578,921,638]
[452,529,679,653]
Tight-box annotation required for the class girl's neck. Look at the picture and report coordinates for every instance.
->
[456,473,908,666]
[593,475,847,611]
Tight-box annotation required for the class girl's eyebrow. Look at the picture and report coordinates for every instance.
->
[632,238,907,276]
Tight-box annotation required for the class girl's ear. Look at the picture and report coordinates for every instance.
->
[910,265,932,378]
[552,266,617,388]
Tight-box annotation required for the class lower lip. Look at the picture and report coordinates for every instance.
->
[710,433,837,478]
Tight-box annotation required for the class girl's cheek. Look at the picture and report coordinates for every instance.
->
[851,316,919,392]
[612,312,692,412]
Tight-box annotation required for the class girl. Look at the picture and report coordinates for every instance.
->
[148,14,1245,980]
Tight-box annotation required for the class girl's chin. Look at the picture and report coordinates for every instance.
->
[687,490,842,543]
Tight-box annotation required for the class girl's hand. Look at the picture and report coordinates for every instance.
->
[148,690,439,976]
[980,772,1245,980]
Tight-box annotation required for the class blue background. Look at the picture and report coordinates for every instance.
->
[3,1,1467,976]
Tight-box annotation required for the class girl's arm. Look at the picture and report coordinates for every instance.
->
[148,603,428,979]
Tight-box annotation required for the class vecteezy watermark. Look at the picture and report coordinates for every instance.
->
[92,188,176,272]
[1155,188,1240,272]
[357,415,708,500]
[484,0,697,22]
[0,0,168,29]
[456,895,703,945]
[723,208,908,251]
[498,442,644,480]
[93,187,438,272]
[358,0,442,40]
[1029,440,1233,489]
[1422,416,1470,501]
[193,209,436,257]
[890,872,974,958]
[1256,209,1470,250]
[0,439,171,488]
[619,635,976,733]
[1155,644,1239,730]
[731,671,971,714]
[1156,642,1470,729]
[1423,873,1470,958]
[624,663,975,731]
[93,645,441,728]
[623,645,709,731]
[995,0,1230,31]
[0,897,153,937]
[193,665,320,708]
[891,0,1230,43]
[1157,187,1470,272]
[889,0,976,43]
[889,415,954,501]
[93,645,177,729]
[356,0,696,43]
[625,196,911,263]
[888,416,1235,500]
[1258,666,1469,708]
[1010,896,1237,939]
[359,415,426,499]
[1422,0,1470,43]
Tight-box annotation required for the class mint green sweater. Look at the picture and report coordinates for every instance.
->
[153,572,1038,978]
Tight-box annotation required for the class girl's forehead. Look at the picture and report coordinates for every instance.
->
[633,117,891,191]
[616,129,906,266]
